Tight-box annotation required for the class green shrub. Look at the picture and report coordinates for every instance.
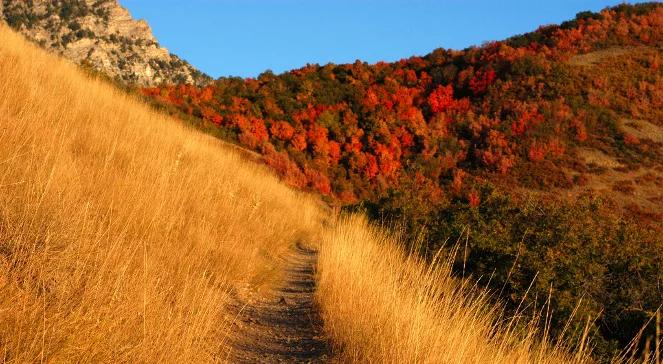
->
[355,186,663,362]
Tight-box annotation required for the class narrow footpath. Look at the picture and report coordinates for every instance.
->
[226,244,331,363]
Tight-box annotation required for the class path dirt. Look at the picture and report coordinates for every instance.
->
[225,243,331,363]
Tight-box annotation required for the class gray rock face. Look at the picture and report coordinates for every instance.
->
[1,0,211,86]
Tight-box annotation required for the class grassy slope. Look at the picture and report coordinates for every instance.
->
[316,216,594,364]
[0,24,600,363]
[0,24,321,362]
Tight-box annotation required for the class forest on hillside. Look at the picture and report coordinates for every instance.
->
[142,3,663,361]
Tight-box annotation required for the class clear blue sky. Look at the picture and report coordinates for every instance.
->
[120,0,650,79]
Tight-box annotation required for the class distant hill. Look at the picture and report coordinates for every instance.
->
[142,3,662,217]
[0,0,210,86]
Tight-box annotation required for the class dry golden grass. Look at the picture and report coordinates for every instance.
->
[0,24,322,362]
[0,24,614,364]
[578,148,624,169]
[316,215,594,364]
[619,119,663,143]
[568,46,636,66]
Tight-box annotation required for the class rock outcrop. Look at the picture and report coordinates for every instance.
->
[1,0,211,86]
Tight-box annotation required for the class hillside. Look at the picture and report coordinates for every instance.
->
[0,21,602,363]
[142,3,663,213]
[0,22,320,362]
[0,0,210,86]
[141,3,663,360]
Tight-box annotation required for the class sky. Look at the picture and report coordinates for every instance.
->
[120,0,651,79]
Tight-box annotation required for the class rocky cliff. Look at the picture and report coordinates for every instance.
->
[1,0,211,86]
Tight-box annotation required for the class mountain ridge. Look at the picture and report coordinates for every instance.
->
[0,0,210,86]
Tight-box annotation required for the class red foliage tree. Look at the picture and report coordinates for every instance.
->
[570,115,588,142]
[511,104,543,136]
[290,133,307,152]
[469,68,496,95]
[428,85,455,113]
[201,106,223,125]
[528,142,546,162]
[328,141,342,165]
[547,138,566,158]
[452,169,467,195]
[364,154,379,179]
[623,133,640,145]
[468,190,481,207]
[305,168,332,195]
[270,121,296,141]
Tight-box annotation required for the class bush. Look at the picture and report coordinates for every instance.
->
[356,186,663,362]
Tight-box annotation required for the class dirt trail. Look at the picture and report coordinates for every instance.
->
[226,244,331,363]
